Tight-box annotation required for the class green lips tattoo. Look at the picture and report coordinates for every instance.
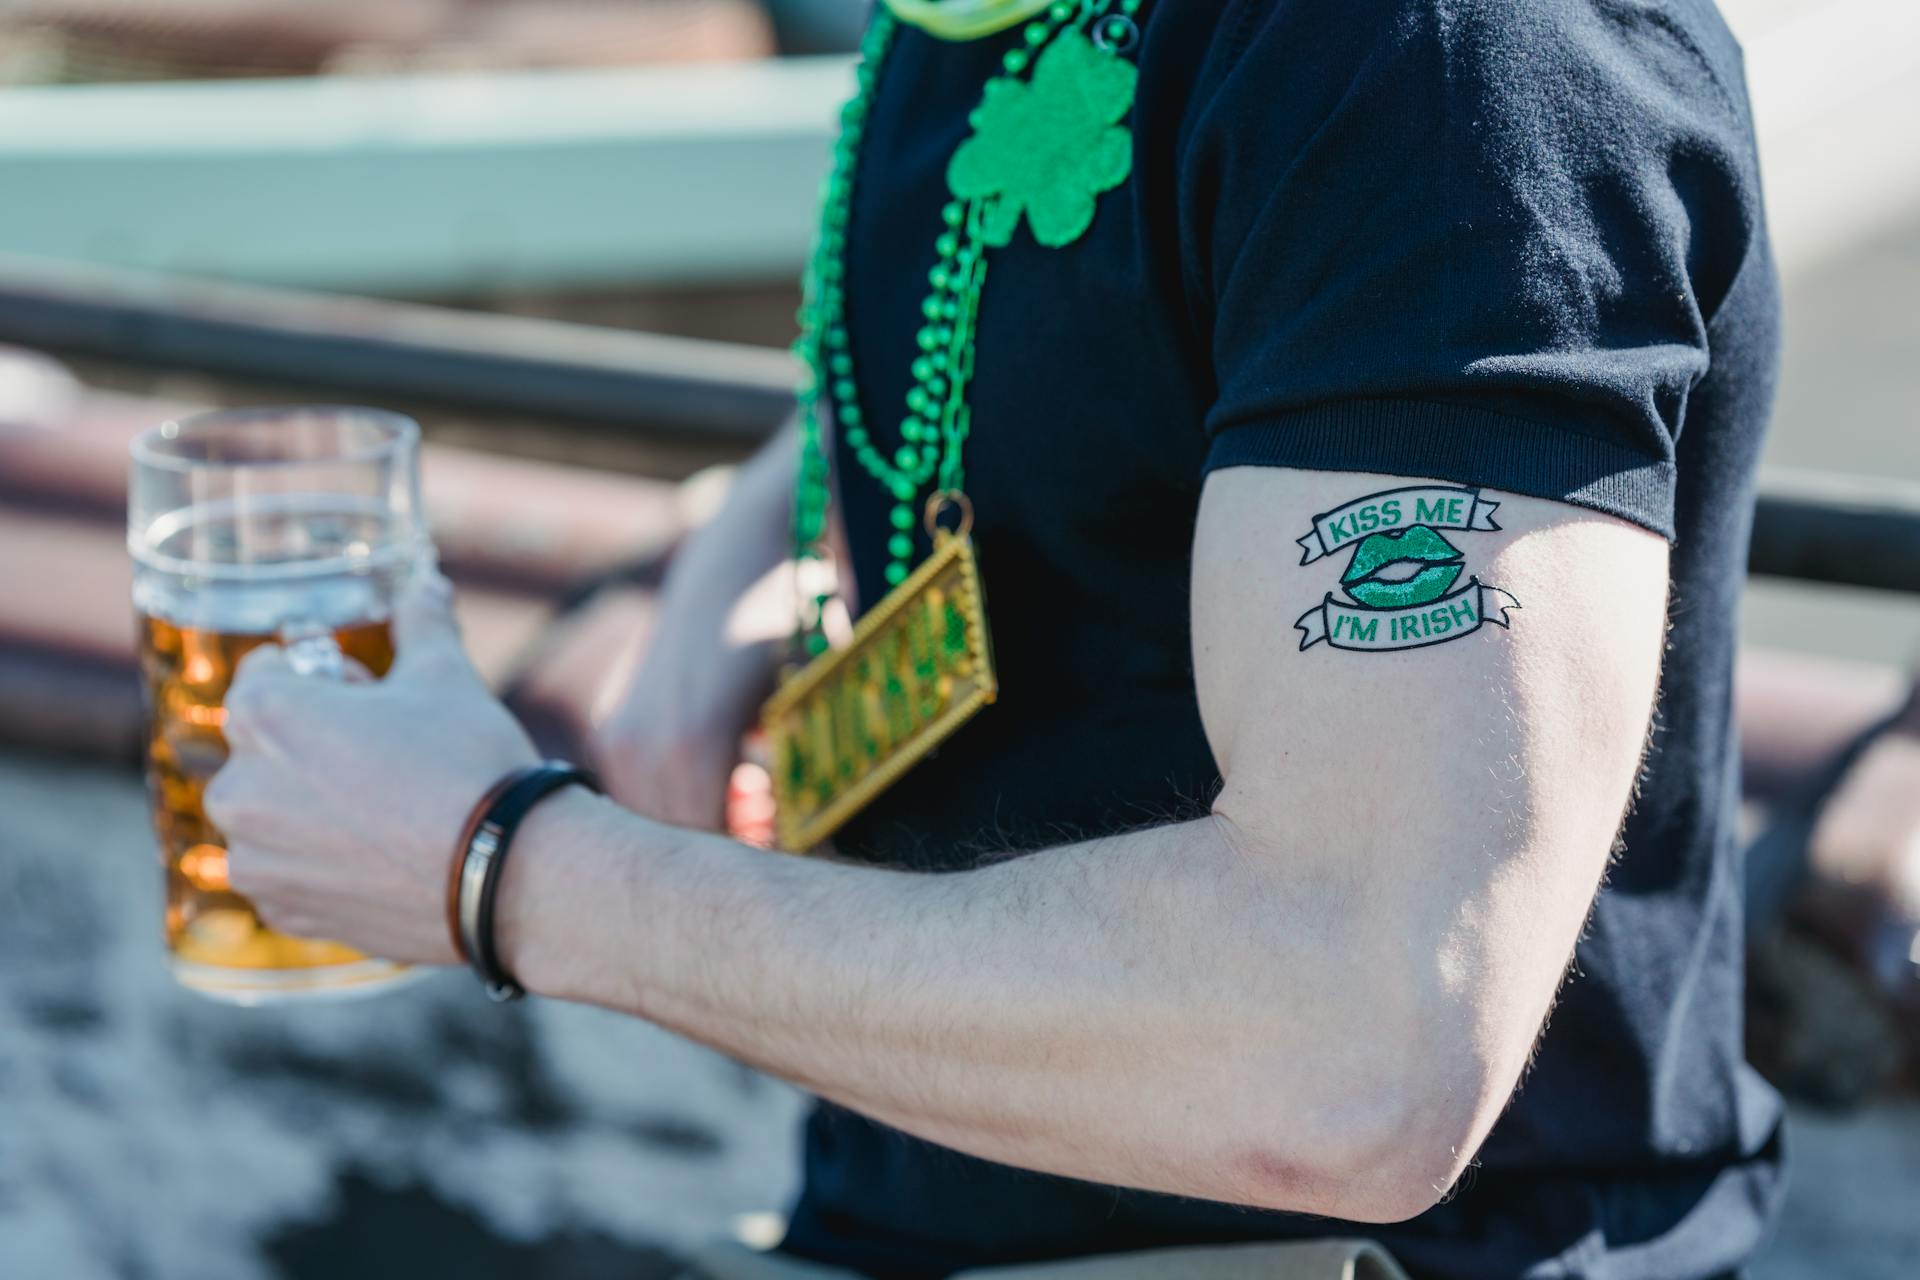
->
[1295,485,1520,653]
[1339,525,1464,609]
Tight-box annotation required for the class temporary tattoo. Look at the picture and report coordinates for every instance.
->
[1294,485,1502,563]
[1294,485,1520,653]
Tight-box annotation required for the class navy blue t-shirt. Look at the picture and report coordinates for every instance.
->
[785,2,1785,1276]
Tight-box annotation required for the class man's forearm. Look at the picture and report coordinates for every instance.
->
[498,791,1487,1222]
[595,423,804,822]
[650,421,799,669]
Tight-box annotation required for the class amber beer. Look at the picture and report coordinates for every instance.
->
[139,610,395,979]
[130,407,428,1002]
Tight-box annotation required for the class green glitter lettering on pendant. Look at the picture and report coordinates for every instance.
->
[946,29,1137,249]
[942,597,969,663]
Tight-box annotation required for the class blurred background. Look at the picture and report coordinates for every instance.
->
[1,0,1917,1276]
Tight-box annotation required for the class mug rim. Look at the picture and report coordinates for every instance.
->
[130,404,420,474]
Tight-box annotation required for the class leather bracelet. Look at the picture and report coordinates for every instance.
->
[448,759,601,1002]
[446,766,530,971]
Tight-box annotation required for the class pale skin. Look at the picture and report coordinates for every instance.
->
[591,424,804,831]
[207,444,1668,1223]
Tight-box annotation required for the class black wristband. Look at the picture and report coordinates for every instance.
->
[455,759,600,1002]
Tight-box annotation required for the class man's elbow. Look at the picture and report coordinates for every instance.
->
[1321,1098,1488,1224]
[1198,955,1528,1228]
[1213,1030,1512,1223]
[1175,820,1537,1221]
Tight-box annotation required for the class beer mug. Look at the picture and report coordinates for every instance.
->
[129,406,430,1002]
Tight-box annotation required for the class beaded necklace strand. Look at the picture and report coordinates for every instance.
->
[789,0,1146,655]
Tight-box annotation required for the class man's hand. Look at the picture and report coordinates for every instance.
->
[205,574,538,965]
[592,678,749,833]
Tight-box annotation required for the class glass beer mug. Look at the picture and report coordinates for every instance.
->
[129,406,430,1002]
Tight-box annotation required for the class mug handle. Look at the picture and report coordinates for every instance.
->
[279,619,346,680]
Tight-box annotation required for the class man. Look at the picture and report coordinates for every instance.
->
[206,0,1783,1276]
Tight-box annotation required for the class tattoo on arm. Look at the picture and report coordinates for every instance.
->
[1293,485,1521,653]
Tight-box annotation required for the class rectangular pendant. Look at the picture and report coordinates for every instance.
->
[760,532,997,853]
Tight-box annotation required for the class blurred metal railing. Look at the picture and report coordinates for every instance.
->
[1751,469,1920,594]
[1,254,1916,594]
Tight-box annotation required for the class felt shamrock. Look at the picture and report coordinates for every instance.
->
[946,28,1137,249]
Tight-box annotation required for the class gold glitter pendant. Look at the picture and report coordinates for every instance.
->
[761,505,997,853]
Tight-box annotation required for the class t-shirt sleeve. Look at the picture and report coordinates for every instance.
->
[1182,0,1765,540]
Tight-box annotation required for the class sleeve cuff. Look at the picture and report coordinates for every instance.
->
[1202,397,1677,542]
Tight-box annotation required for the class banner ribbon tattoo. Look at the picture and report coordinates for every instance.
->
[1297,485,1501,565]
[1296,577,1520,652]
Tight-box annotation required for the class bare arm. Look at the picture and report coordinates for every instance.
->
[496,467,1668,1220]
[213,465,1665,1221]
[593,422,799,827]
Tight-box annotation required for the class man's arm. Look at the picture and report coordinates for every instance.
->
[497,466,1668,1221]
[593,421,800,828]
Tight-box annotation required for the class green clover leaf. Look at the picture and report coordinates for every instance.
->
[946,29,1137,249]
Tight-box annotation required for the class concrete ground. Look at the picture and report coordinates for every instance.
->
[0,749,1914,1279]
[0,749,803,1280]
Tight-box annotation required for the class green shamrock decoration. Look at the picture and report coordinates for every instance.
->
[946,28,1137,249]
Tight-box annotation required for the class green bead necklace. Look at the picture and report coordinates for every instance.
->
[789,0,1147,655]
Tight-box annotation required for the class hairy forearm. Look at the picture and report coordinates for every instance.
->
[499,792,1483,1220]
